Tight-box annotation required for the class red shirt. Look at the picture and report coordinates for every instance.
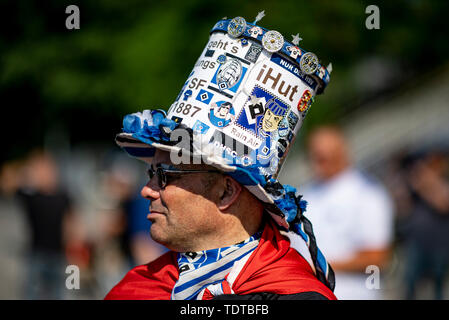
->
[105,219,336,300]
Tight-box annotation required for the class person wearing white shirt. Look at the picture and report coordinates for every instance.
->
[301,126,394,300]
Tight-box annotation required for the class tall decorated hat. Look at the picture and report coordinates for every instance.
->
[116,12,332,229]
[116,11,335,291]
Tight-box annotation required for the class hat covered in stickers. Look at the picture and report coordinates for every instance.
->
[115,12,333,229]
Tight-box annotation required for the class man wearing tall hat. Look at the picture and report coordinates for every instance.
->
[105,13,336,300]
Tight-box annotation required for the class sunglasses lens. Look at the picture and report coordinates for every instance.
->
[157,168,166,188]
[147,168,155,179]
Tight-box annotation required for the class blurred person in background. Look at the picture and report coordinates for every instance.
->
[94,158,167,294]
[104,163,167,267]
[121,189,168,267]
[398,150,449,299]
[301,126,394,299]
[0,150,77,299]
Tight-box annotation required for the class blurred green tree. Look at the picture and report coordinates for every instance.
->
[1,0,448,162]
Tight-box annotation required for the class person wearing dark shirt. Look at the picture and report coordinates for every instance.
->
[17,188,71,254]
[400,151,449,299]
[13,151,73,299]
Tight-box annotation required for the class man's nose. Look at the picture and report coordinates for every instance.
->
[140,178,160,200]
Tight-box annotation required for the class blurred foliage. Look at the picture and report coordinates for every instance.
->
[1,0,448,162]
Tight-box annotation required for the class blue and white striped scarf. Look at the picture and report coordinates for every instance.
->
[171,231,263,300]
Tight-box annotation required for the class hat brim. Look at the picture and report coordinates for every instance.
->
[115,132,289,228]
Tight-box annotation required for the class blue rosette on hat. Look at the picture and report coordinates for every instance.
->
[115,13,332,229]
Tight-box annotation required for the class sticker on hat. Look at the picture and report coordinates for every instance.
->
[171,115,183,124]
[248,26,263,39]
[286,45,302,59]
[277,117,289,138]
[245,43,263,63]
[260,97,289,134]
[252,93,292,176]
[262,30,284,53]
[318,66,326,80]
[209,130,254,165]
[236,86,289,138]
[227,17,247,38]
[286,33,303,59]
[287,111,299,130]
[211,57,248,93]
[192,120,210,134]
[196,89,214,105]
[297,89,312,112]
[205,49,215,58]
[182,89,193,101]
[208,101,235,128]
[300,52,319,75]
[217,54,227,64]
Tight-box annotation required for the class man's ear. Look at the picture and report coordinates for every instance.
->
[218,176,242,211]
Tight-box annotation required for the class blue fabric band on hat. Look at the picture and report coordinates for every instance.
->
[227,165,267,187]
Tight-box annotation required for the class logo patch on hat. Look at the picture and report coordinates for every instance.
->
[245,43,263,63]
[278,117,289,138]
[227,17,247,38]
[192,120,210,134]
[298,89,312,112]
[196,89,214,105]
[182,89,193,101]
[287,111,299,130]
[171,115,183,124]
[217,54,227,64]
[286,45,302,59]
[208,101,235,128]
[262,30,284,53]
[248,26,263,39]
[236,86,289,137]
[300,52,319,75]
[211,57,248,93]
[205,49,215,58]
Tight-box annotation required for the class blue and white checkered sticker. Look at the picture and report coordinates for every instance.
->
[195,89,214,105]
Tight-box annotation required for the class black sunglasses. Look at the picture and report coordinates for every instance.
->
[147,164,221,189]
